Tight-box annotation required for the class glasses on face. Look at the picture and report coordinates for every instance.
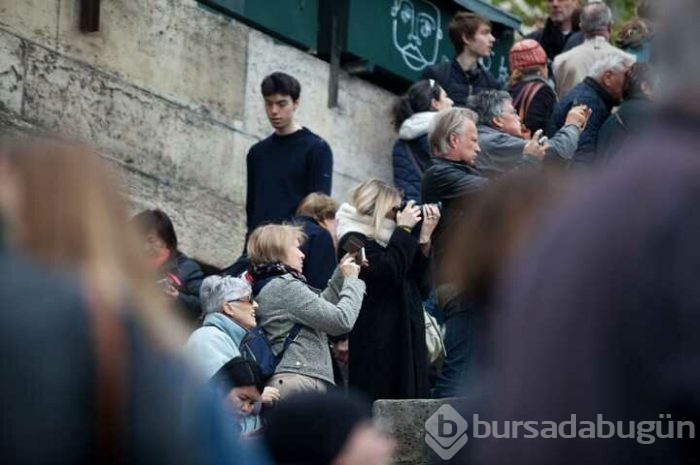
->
[228,295,253,305]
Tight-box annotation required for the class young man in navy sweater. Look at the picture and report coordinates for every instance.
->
[226,72,334,276]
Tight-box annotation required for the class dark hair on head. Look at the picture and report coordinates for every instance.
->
[623,63,654,100]
[261,72,301,100]
[392,80,443,132]
[448,12,490,53]
[131,209,178,252]
[212,357,265,394]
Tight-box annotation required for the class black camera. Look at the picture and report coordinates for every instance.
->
[398,200,443,211]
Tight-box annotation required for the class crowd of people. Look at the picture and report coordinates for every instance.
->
[2,0,699,464]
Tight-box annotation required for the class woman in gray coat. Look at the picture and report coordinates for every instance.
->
[248,224,365,400]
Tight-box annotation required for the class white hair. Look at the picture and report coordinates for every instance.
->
[580,1,613,34]
[587,54,635,78]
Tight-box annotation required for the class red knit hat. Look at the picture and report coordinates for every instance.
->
[509,39,547,70]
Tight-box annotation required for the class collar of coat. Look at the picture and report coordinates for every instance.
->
[202,312,248,343]
[336,203,396,247]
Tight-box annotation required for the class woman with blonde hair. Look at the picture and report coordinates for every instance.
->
[335,179,440,400]
[248,223,365,400]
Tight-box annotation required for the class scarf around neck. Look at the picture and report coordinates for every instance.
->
[336,203,396,247]
[250,262,306,296]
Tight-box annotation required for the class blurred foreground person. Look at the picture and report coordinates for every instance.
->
[132,209,205,323]
[472,2,700,462]
[0,139,267,464]
[263,391,395,465]
[248,224,365,399]
[336,179,440,400]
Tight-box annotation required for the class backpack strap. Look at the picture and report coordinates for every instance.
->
[280,324,303,354]
[513,81,545,122]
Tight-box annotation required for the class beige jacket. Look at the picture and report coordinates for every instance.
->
[553,36,635,97]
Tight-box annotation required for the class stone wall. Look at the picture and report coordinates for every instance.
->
[0,0,397,266]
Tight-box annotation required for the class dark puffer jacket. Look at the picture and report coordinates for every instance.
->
[392,112,435,203]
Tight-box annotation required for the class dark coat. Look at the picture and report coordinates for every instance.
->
[548,77,616,165]
[527,17,581,61]
[392,135,431,203]
[474,115,700,465]
[421,158,488,261]
[597,96,653,160]
[421,60,500,107]
[161,251,205,321]
[294,215,337,289]
[508,76,558,135]
[338,228,431,401]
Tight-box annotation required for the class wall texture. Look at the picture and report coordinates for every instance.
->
[0,0,397,266]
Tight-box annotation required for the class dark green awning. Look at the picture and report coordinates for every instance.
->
[453,0,522,30]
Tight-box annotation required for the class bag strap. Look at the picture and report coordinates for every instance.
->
[280,324,303,355]
[85,289,127,465]
[514,81,545,122]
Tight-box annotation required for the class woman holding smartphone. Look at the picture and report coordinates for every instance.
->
[336,179,441,400]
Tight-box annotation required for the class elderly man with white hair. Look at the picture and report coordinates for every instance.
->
[548,53,634,166]
[553,1,635,96]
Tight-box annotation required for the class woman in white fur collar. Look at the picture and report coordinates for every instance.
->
[336,179,441,401]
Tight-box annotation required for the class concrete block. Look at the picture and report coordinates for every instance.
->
[374,398,465,465]
[22,43,246,205]
[0,31,24,115]
[0,0,58,48]
[57,0,247,125]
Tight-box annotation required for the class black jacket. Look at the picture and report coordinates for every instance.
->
[527,17,581,61]
[392,135,431,203]
[597,96,653,161]
[421,60,500,107]
[294,215,337,290]
[161,252,205,321]
[421,158,488,261]
[338,228,430,401]
[508,76,558,135]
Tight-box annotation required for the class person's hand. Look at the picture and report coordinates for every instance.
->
[565,104,591,130]
[523,129,547,160]
[261,386,280,406]
[332,338,349,365]
[339,253,361,278]
[396,200,422,229]
[163,285,179,299]
[419,204,441,243]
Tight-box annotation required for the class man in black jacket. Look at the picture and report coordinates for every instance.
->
[421,12,499,106]
[131,209,204,321]
[421,107,488,398]
[528,0,581,61]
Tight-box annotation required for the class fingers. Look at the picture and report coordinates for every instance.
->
[340,253,353,264]
[531,129,543,141]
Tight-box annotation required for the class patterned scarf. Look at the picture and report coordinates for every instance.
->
[249,262,307,296]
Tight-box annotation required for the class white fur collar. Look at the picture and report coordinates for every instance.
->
[336,203,396,247]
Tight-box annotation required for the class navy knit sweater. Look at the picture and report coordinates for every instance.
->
[246,127,333,232]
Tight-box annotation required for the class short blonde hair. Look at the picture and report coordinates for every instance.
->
[247,224,306,266]
[296,193,339,223]
[348,179,401,235]
[429,108,478,156]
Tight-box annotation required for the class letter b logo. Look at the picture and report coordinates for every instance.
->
[425,405,469,460]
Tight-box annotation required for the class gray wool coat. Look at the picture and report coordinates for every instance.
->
[255,269,365,385]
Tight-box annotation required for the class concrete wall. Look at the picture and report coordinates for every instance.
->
[0,0,397,266]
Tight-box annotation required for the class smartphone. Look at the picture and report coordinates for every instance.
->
[342,237,367,266]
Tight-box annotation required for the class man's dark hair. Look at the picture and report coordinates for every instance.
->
[212,357,265,394]
[261,72,301,100]
[448,12,491,53]
[131,209,178,252]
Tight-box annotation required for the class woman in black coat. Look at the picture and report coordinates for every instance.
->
[336,179,440,400]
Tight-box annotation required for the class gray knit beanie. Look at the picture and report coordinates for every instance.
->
[199,275,252,315]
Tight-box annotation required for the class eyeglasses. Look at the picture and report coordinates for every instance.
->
[228,295,253,305]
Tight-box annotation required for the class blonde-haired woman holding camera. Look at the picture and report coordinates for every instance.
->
[336,179,440,401]
[248,224,365,400]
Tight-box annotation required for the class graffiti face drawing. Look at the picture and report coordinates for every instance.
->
[391,0,443,71]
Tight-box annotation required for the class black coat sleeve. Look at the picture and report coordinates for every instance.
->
[175,257,205,319]
[302,229,338,290]
[308,140,333,195]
